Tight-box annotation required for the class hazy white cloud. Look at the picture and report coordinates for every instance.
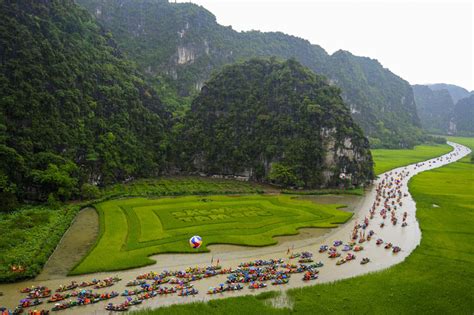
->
[177,0,473,91]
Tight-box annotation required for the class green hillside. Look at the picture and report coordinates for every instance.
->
[76,0,424,148]
[0,0,171,204]
[179,58,374,187]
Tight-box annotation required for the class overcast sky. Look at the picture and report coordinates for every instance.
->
[177,0,473,91]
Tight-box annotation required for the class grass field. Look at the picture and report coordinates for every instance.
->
[371,143,452,174]
[134,137,474,314]
[72,195,352,274]
[101,177,267,198]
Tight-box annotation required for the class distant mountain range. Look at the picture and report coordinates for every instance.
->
[427,83,471,103]
[413,83,473,136]
[76,0,423,148]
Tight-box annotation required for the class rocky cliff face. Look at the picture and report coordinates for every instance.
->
[412,85,455,133]
[428,83,471,103]
[76,0,423,148]
[179,59,374,188]
[413,84,473,136]
[453,95,474,136]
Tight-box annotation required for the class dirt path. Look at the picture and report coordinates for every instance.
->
[36,207,99,281]
[0,142,470,314]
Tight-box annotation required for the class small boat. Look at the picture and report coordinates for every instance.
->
[248,282,267,290]
[302,272,318,281]
[156,287,177,295]
[227,284,243,291]
[129,299,143,305]
[310,261,324,268]
[300,251,313,258]
[27,291,51,299]
[207,287,224,295]
[55,282,78,292]
[94,281,114,289]
[345,253,356,261]
[360,258,370,265]
[19,299,43,309]
[328,252,340,258]
[12,307,24,315]
[178,288,199,296]
[47,294,66,303]
[105,303,128,312]
[271,278,289,285]
[342,244,352,251]
[126,280,146,287]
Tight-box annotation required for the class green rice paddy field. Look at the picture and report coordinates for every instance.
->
[134,137,474,314]
[72,195,352,274]
[371,143,452,174]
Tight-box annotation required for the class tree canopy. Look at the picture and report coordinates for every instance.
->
[0,0,170,204]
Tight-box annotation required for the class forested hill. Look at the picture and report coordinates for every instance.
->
[179,58,374,188]
[453,95,474,136]
[412,84,473,136]
[0,0,170,204]
[428,83,471,104]
[412,85,455,134]
[76,0,423,149]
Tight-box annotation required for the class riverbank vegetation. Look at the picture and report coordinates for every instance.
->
[0,204,81,282]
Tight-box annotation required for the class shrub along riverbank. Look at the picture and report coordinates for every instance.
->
[0,204,82,282]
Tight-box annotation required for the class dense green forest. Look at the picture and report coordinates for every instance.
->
[0,0,171,207]
[76,0,424,148]
[178,58,374,187]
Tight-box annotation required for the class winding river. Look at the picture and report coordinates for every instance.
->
[0,141,471,314]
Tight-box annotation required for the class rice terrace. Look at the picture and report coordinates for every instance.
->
[73,195,352,274]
